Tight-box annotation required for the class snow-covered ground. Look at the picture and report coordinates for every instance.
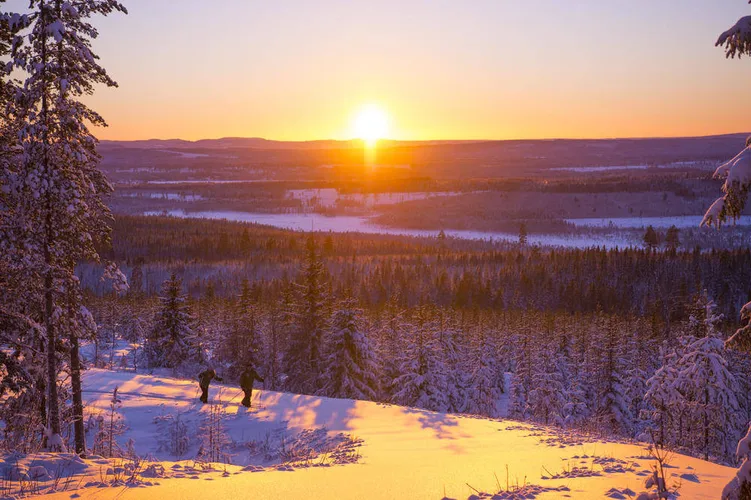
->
[1,369,734,499]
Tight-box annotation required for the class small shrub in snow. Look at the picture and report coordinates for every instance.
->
[154,412,190,458]
[196,403,232,465]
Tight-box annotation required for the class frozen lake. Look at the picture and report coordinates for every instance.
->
[144,210,634,249]
[159,150,210,159]
[551,165,649,172]
[122,192,204,201]
[146,179,268,184]
[286,189,469,208]
[550,161,712,173]
[565,216,751,229]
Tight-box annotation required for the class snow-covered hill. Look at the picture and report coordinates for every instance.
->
[2,369,734,499]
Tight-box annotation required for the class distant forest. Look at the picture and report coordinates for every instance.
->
[91,215,751,325]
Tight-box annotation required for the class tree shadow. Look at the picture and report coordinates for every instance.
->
[254,391,359,433]
[399,407,470,443]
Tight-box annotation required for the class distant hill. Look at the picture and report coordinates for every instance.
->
[99,133,750,180]
[99,137,486,151]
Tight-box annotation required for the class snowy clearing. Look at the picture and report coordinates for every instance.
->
[2,369,734,499]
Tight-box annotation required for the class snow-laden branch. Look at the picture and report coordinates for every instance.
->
[0,305,45,354]
[701,143,751,228]
[717,12,751,59]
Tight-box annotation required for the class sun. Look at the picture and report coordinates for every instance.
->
[352,105,389,146]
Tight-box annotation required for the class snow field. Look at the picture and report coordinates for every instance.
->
[7,369,733,499]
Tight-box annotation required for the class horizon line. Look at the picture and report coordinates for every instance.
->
[99,131,751,145]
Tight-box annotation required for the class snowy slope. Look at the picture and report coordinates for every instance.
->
[23,369,736,499]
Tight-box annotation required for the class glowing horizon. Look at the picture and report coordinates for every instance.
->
[7,0,751,142]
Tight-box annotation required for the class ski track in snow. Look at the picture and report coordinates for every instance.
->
[22,369,735,499]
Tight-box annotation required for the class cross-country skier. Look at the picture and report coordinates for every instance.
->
[198,368,223,404]
[239,366,264,408]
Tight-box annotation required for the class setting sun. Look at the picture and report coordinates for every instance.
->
[352,105,389,145]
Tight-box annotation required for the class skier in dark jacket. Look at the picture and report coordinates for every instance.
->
[239,366,264,408]
[198,368,223,404]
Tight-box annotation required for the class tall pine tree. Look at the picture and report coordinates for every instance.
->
[319,298,379,400]
[285,236,329,394]
[4,0,127,451]
[146,274,200,371]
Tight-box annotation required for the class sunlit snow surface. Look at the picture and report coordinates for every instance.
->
[30,369,734,499]
[144,210,632,249]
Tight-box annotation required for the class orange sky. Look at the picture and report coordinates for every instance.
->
[31,0,751,141]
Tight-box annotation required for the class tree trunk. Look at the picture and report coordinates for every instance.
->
[36,1,62,451]
[38,371,47,449]
[70,332,86,457]
[44,269,62,448]
[704,387,710,461]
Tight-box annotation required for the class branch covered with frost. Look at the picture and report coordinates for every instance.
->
[701,141,751,227]
[717,2,751,59]
[101,261,129,294]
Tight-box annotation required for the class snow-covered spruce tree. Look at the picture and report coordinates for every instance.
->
[560,321,592,428]
[319,298,379,400]
[729,349,751,429]
[392,310,449,412]
[675,297,741,461]
[146,274,201,372]
[508,331,532,420]
[563,370,591,428]
[285,236,330,395]
[594,319,633,436]
[436,313,467,413]
[4,0,127,452]
[528,342,565,426]
[464,329,502,418]
[0,3,49,453]
[220,279,261,378]
[625,328,653,438]
[376,296,407,401]
[642,345,682,448]
[556,328,590,428]
[263,300,285,391]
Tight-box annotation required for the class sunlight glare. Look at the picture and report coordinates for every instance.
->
[352,105,389,146]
